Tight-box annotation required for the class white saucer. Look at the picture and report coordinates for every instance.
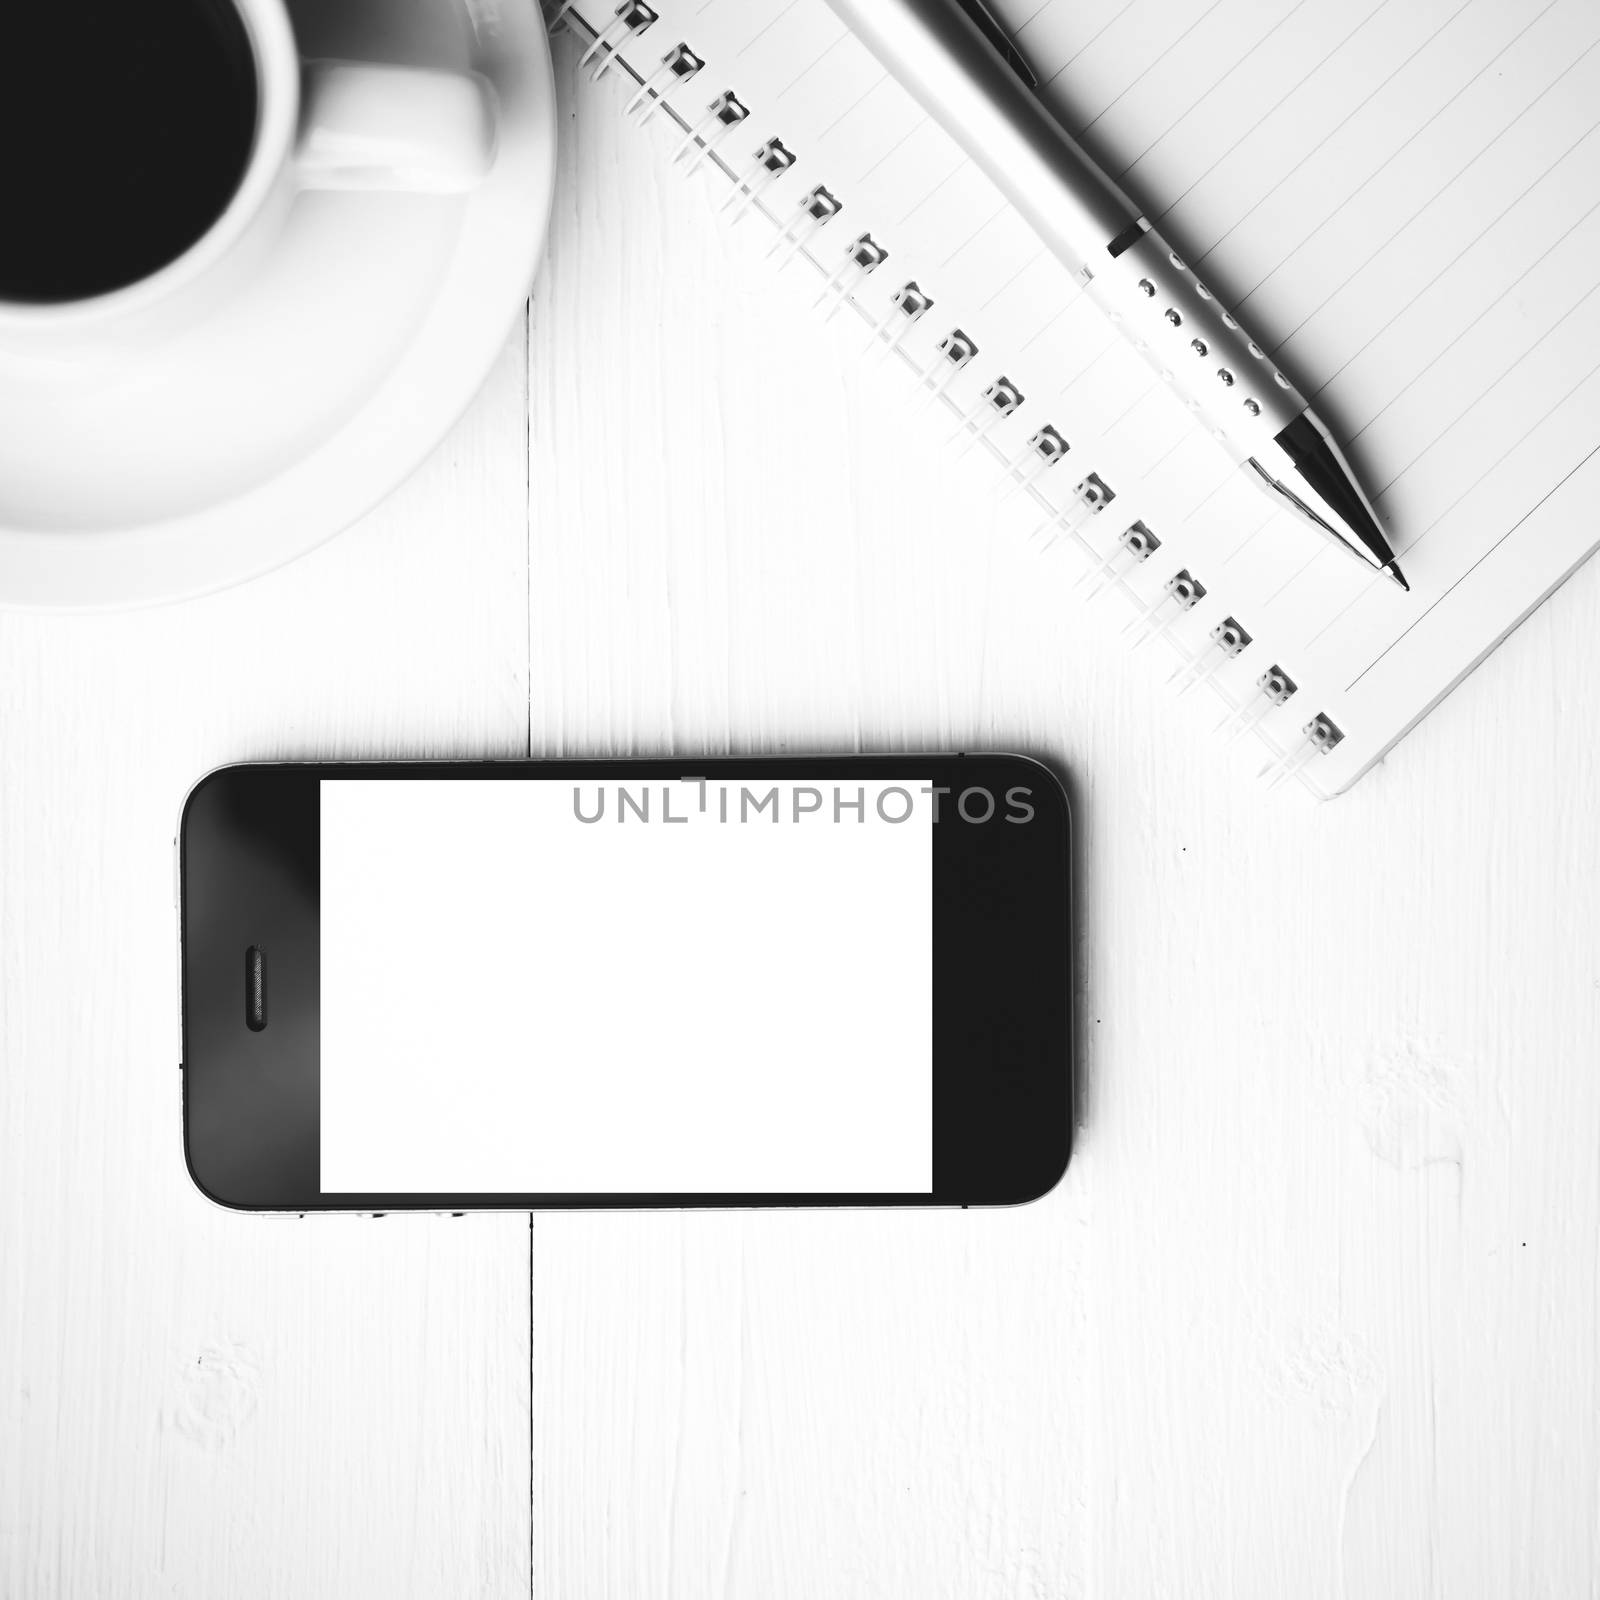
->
[0,0,555,610]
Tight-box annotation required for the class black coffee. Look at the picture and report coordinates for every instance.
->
[1,0,258,302]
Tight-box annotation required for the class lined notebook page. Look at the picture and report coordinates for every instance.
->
[565,0,1600,794]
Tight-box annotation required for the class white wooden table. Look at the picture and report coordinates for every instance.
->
[6,33,1600,1598]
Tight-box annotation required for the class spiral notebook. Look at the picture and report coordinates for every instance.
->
[551,0,1600,796]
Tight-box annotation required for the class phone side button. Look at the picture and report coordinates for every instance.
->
[245,947,268,1031]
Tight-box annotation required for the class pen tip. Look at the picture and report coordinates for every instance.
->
[1386,561,1410,592]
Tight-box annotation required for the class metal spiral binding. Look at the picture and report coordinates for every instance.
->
[1055,518,1289,754]
[1063,524,1315,778]
[724,138,795,220]
[1265,713,1344,791]
[1080,519,1159,598]
[1220,665,1296,746]
[1171,616,1250,696]
[1125,568,1206,653]
[915,330,977,413]
[575,1,657,81]
[1035,473,1114,554]
[768,185,842,267]
[998,424,1068,503]
[815,235,889,319]
[548,3,1103,529]
[952,377,1023,457]
[674,91,749,175]
[625,44,702,123]
[549,1,1323,791]
[870,282,933,366]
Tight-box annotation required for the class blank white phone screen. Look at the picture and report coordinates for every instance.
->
[319,779,934,1193]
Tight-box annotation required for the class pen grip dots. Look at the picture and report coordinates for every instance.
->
[1096,228,1304,444]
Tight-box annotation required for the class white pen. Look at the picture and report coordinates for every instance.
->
[823,0,1407,589]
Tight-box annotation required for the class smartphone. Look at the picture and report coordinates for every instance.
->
[179,756,1071,1211]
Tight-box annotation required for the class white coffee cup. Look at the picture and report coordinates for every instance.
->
[0,0,497,360]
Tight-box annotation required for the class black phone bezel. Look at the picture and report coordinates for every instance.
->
[180,755,1071,1211]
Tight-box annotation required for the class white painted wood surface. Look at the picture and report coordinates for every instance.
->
[526,31,1600,1600]
[0,343,532,1596]
[8,25,1600,1597]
